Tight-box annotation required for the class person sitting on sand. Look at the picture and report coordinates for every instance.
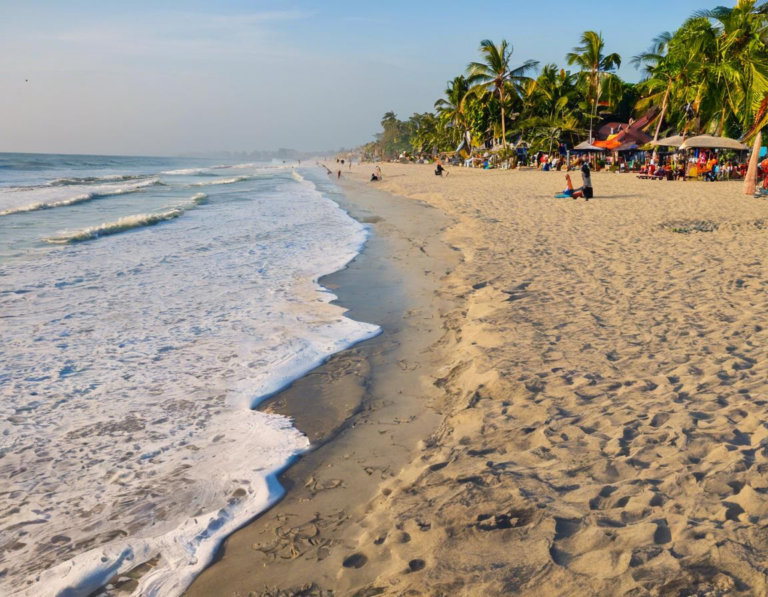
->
[371,172,379,182]
[375,166,382,180]
[556,173,584,199]
[435,162,448,177]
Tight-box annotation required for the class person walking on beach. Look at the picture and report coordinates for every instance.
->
[337,170,341,179]
[580,159,593,200]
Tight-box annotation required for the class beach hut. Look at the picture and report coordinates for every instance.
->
[677,135,749,180]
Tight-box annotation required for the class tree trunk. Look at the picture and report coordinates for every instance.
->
[716,106,726,137]
[653,85,670,142]
[499,87,507,150]
[588,69,597,142]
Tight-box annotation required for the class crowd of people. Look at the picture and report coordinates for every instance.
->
[355,145,765,202]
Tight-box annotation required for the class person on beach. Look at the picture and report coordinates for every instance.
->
[375,165,382,180]
[580,159,593,200]
[557,173,584,199]
[337,170,341,179]
[435,162,449,177]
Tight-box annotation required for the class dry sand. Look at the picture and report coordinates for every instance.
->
[188,164,768,596]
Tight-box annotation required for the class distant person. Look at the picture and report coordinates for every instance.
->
[371,172,380,182]
[556,173,584,199]
[337,170,341,179]
[341,159,345,165]
[580,159,593,200]
[435,163,447,176]
[375,166,382,180]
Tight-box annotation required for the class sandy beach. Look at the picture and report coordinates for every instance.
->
[187,164,768,596]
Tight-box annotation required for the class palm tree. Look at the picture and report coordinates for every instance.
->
[633,32,688,141]
[467,39,538,149]
[435,76,471,146]
[381,111,399,130]
[566,31,621,141]
[688,0,768,140]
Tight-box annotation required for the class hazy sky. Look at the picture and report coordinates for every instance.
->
[0,0,721,156]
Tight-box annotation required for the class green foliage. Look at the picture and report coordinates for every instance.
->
[365,2,768,159]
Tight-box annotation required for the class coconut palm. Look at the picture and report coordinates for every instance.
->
[467,39,538,149]
[435,76,471,146]
[632,32,693,140]
[566,31,622,141]
[688,0,768,139]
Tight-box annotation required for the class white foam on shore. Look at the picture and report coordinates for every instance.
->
[1,169,379,597]
[0,179,161,216]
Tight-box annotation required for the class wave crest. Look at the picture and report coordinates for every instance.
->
[0,179,162,217]
[191,175,252,187]
[43,192,207,244]
[47,174,148,186]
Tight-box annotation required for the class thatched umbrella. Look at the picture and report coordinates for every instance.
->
[679,135,749,150]
[573,141,606,152]
[649,135,686,148]
[744,132,762,195]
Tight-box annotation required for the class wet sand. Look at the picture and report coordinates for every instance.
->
[186,169,458,596]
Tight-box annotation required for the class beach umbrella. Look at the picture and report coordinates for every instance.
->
[650,135,685,148]
[744,132,761,195]
[680,135,749,151]
[573,141,605,152]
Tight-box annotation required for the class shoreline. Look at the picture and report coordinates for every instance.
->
[185,167,458,595]
[185,161,768,596]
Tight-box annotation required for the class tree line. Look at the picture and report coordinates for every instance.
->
[364,0,768,160]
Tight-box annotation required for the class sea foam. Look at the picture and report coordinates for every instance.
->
[191,175,253,187]
[43,193,207,243]
[1,168,378,597]
[0,179,161,217]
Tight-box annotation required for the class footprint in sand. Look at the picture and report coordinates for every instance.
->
[342,553,368,569]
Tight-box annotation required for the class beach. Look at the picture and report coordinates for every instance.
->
[188,164,768,596]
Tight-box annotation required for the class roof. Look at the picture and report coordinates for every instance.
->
[596,108,657,146]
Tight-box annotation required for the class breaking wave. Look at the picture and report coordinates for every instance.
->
[161,168,212,176]
[191,175,253,187]
[43,193,207,244]
[47,174,149,186]
[0,179,162,217]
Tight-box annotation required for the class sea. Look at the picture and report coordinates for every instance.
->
[0,153,379,596]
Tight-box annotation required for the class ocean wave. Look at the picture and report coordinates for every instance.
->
[47,174,148,186]
[43,193,207,244]
[160,168,211,176]
[191,175,252,187]
[0,179,162,217]
[1,166,379,597]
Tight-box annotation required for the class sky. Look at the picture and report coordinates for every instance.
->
[0,0,724,156]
